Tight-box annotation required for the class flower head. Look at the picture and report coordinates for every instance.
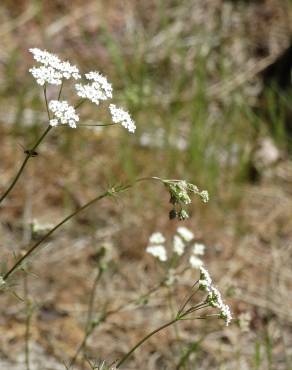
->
[164,180,209,221]
[207,287,232,326]
[220,303,232,326]
[149,232,165,244]
[49,100,79,128]
[177,227,194,242]
[75,71,112,105]
[193,243,205,255]
[29,65,63,86]
[109,104,136,133]
[29,48,61,67]
[207,286,224,308]
[200,190,209,203]
[189,255,203,269]
[199,266,212,291]
[173,235,185,256]
[146,245,167,262]
[29,48,80,85]
[198,268,232,326]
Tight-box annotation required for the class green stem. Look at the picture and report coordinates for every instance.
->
[70,277,166,368]
[3,177,161,281]
[81,267,104,365]
[177,285,199,316]
[43,85,51,119]
[78,123,117,127]
[0,126,52,205]
[3,190,110,281]
[57,81,64,101]
[116,317,179,368]
[24,275,31,370]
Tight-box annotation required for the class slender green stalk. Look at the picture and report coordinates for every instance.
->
[177,284,199,316]
[167,286,181,341]
[43,85,51,119]
[69,277,167,368]
[115,292,209,368]
[74,99,86,109]
[3,177,162,282]
[81,267,104,366]
[116,317,179,368]
[0,85,55,205]
[0,125,52,205]
[3,190,110,281]
[78,123,117,127]
[24,275,32,370]
[57,81,64,101]
[25,308,32,370]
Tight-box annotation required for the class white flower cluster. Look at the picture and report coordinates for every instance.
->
[29,48,137,133]
[49,100,79,128]
[149,232,166,244]
[75,71,112,105]
[29,48,80,85]
[199,266,232,326]
[177,226,194,242]
[146,227,205,270]
[109,104,136,133]
[189,243,205,269]
[146,245,167,262]
[173,235,185,255]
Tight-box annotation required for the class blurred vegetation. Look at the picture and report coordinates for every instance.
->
[0,1,292,370]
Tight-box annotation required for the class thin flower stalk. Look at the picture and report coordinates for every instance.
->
[2,190,110,281]
[70,277,167,368]
[116,303,207,369]
[81,266,104,367]
[116,317,180,368]
[2,177,180,282]
[0,125,52,205]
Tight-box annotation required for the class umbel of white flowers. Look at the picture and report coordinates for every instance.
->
[29,48,136,133]
[146,227,205,268]
[145,228,232,326]
[199,266,232,326]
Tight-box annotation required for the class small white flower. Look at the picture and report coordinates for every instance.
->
[29,48,61,67]
[207,287,232,326]
[189,255,203,269]
[109,104,136,133]
[199,266,212,291]
[149,232,165,244]
[0,276,5,289]
[29,48,81,83]
[48,100,79,128]
[58,61,81,80]
[207,286,224,308]
[176,226,194,242]
[193,243,205,255]
[146,245,167,262]
[173,235,185,256]
[85,71,113,98]
[220,303,232,326]
[29,65,63,86]
[200,190,209,203]
[75,71,112,105]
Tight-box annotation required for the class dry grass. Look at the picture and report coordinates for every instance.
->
[0,1,292,369]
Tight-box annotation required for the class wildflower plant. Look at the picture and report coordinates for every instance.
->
[146,226,206,272]
[0,48,231,369]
